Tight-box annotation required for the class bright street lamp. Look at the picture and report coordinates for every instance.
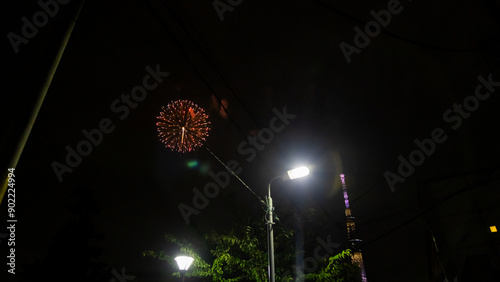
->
[175,255,194,281]
[286,166,310,180]
[266,166,310,282]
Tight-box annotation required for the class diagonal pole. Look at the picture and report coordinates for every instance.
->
[0,0,85,205]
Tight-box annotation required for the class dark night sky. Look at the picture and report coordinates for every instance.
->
[1,0,500,281]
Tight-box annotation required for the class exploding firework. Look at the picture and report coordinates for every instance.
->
[156,100,210,153]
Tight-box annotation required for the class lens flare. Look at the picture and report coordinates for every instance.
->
[156,100,210,153]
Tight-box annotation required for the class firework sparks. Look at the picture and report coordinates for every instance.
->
[156,100,210,153]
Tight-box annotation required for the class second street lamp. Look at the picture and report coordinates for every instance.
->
[174,255,194,282]
[266,166,310,282]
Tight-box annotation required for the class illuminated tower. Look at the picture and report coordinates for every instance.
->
[340,174,367,282]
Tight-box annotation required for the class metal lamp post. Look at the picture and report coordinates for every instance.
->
[175,255,194,282]
[267,166,310,282]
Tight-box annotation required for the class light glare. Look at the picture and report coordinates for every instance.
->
[187,160,198,168]
[490,226,497,233]
[287,166,310,180]
[175,256,194,271]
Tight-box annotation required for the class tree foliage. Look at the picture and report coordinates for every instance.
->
[305,249,362,282]
[142,233,212,279]
[144,218,361,281]
[144,219,294,281]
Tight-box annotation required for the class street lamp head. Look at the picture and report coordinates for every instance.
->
[286,166,310,180]
[175,256,194,271]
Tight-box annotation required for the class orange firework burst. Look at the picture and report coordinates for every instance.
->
[156,100,210,153]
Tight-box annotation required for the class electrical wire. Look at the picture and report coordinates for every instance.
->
[310,0,483,53]
[204,145,266,206]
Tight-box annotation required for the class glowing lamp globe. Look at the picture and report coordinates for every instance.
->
[175,256,194,271]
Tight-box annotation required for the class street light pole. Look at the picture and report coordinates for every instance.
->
[266,166,309,282]
[266,177,280,282]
